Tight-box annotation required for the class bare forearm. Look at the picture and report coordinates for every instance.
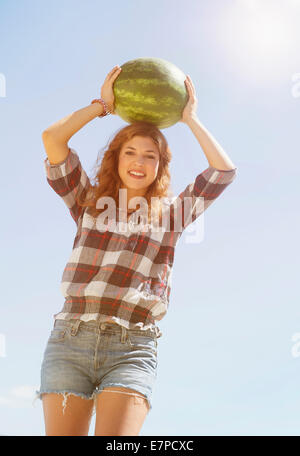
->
[42,103,104,143]
[186,116,236,171]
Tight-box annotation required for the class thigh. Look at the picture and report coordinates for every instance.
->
[94,387,149,436]
[42,392,94,436]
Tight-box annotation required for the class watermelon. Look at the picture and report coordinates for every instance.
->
[113,57,189,129]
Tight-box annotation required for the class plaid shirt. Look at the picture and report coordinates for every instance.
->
[44,147,237,338]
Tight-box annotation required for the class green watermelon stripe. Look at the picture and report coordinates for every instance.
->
[113,58,187,128]
[116,91,177,107]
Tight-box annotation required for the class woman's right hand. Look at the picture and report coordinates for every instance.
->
[100,65,122,115]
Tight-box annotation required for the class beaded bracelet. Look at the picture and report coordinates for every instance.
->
[91,98,111,117]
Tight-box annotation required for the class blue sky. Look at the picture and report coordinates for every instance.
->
[0,0,300,436]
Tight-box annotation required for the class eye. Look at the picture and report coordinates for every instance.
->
[125,151,155,159]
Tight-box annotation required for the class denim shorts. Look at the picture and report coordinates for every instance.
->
[34,319,158,414]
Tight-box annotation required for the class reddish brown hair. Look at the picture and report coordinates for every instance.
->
[75,121,174,224]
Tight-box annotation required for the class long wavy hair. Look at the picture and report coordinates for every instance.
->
[75,121,174,226]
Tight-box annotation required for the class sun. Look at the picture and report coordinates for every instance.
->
[217,0,297,85]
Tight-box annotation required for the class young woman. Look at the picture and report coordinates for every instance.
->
[34,66,237,436]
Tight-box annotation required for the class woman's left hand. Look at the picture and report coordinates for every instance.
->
[179,75,198,124]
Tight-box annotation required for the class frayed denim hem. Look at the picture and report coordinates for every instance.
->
[93,384,152,412]
[32,389,99,416]
[33,385,152,415]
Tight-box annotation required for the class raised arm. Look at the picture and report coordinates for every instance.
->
[180,74,237,171]
[185,116,237,171]
[41,65,122,165]
[42,103,105,165]
[167,74,238,234]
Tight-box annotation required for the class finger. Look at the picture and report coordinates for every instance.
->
[114,68,122,76]
[110,68,122,81]
[187,75,195,91]
[185,79,191,92]
[106,66,120,79]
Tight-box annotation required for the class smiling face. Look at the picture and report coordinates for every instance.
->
[118,136,160,207]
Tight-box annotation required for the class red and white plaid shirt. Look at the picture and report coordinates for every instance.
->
[44,147,237,338]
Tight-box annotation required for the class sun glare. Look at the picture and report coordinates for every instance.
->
[218,0,297,84]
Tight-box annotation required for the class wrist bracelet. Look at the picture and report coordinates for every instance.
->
[91,98,111,117]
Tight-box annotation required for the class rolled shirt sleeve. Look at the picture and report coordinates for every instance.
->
[168,165,238,233]
[44,147,91,225]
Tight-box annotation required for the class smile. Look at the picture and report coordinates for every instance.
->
[128,171,146,179]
